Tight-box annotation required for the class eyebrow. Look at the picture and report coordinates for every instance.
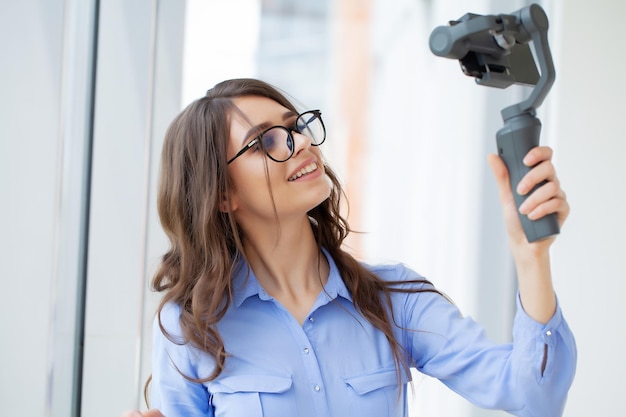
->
[241,110,298,146]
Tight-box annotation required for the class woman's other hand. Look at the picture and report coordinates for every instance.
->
[122,410,164,417]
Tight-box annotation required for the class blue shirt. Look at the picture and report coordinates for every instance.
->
[151,251,576,417]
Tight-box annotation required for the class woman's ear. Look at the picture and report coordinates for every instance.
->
[219,194,238,213]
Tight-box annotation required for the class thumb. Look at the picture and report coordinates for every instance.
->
[487,153,513,205]
[487,153,523,235]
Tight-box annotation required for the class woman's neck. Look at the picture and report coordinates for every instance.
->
[241,216,330,322]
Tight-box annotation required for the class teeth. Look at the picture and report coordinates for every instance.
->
[289,162,318,181]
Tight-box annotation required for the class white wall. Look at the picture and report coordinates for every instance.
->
[549,2,626,416]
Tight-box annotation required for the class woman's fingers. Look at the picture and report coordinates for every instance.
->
[522,145,553,168]
[518,178,559,216]
[516,159,556,196]
[515,147,569,227]
[521,186,569,223]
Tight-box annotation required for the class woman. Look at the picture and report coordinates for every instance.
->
[139,78,575,417]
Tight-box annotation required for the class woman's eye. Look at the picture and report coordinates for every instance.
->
[261,130,279,150]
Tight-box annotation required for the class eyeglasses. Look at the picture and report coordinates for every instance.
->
[227,110,326,164]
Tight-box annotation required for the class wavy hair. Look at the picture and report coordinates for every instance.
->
[152,78,438,388]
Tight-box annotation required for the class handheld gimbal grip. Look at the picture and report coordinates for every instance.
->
[496,113,560,242]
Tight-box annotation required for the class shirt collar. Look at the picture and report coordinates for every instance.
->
[231,248,353,308]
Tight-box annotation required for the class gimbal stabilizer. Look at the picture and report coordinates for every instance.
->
[429,3,559,242]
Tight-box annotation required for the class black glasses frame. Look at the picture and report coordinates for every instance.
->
[227,110,325,164]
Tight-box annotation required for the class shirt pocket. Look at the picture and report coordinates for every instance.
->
[343,367,406,417]
[209,374,293,417]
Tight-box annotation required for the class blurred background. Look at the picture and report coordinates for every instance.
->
[1,0,624,416]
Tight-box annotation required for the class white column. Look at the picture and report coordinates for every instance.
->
[80,1,185,416]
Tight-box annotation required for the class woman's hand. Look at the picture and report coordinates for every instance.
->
[487,146,569,259]
[488,146,569,324]
[122,410,164,417]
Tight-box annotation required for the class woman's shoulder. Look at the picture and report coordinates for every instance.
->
[361,260,434,289]
[153,301,185,343]
[352,262,434,294]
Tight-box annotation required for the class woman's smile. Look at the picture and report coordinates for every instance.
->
[288,160,320,182]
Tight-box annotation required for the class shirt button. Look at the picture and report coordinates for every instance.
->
[314,385,321,392]
[546,330,552,336]
[304,347,310,354]
[309,317,314,322]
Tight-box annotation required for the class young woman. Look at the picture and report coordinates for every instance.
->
[139,78,575,417]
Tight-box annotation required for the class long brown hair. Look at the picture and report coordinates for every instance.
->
[152,78,438,387]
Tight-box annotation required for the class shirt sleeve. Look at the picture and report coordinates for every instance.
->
[395,266,577,417]
[150,302,214,417]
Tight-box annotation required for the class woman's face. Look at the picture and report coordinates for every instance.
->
[226,95,332,225]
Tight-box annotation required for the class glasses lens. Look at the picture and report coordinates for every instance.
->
[296,111,325,146]
[260,127,292,162]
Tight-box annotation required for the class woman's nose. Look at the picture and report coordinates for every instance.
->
[291,130,312,156]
